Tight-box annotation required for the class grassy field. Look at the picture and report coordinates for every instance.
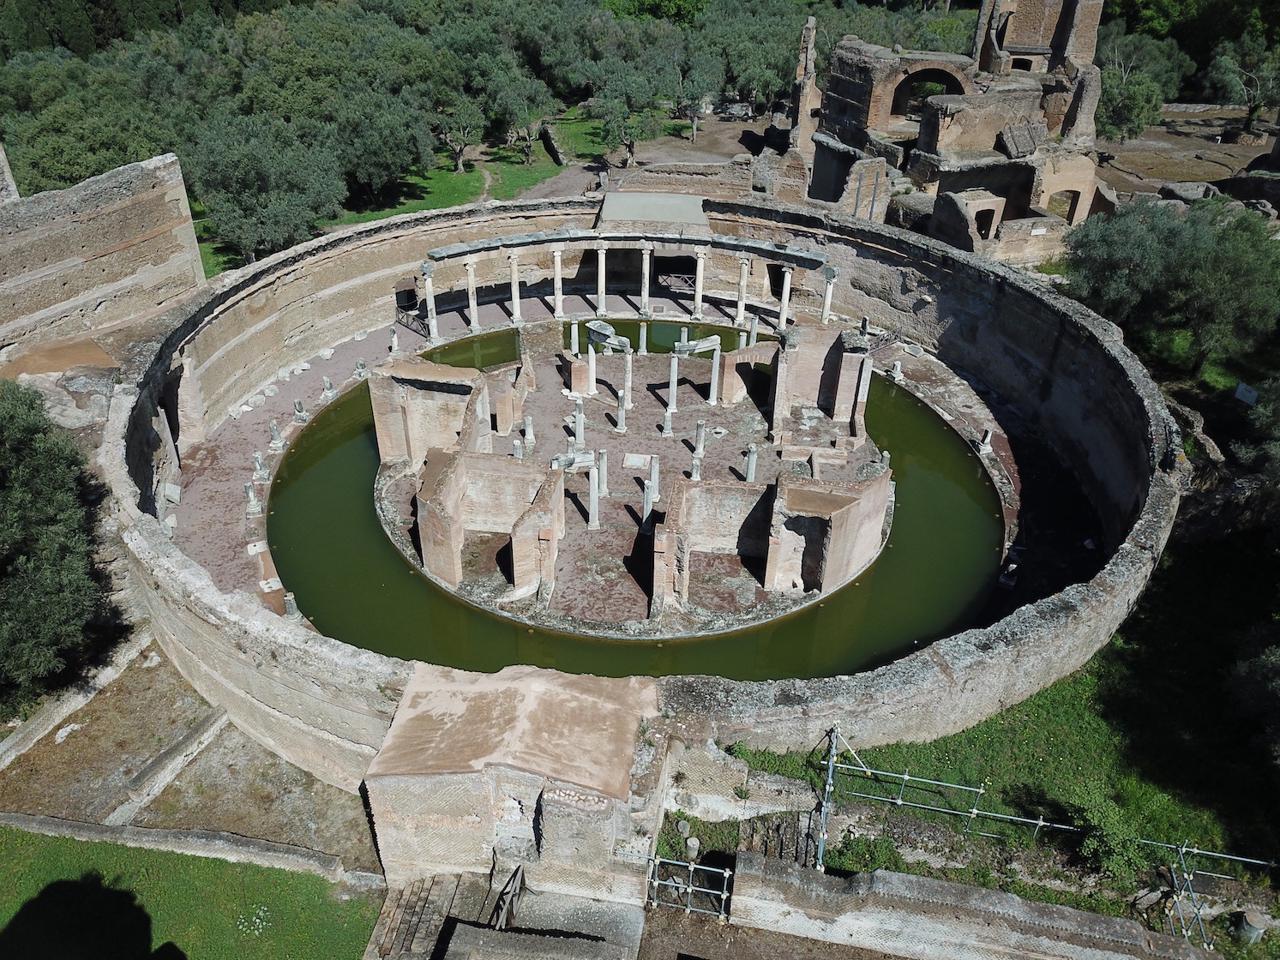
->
[732,532,1280,867]
[0,827,380,960]
[323,162,487,228]
[550,106,690,161]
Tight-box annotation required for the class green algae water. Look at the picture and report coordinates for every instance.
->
[267,326,1004,679]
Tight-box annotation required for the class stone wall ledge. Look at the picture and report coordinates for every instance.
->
[0,811,384,888]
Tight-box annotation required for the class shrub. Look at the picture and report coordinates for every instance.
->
[1064,781,1148,886]
[0,380,101,711]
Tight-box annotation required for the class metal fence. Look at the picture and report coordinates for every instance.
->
[646,856,732,920]
[813,726,1274,951]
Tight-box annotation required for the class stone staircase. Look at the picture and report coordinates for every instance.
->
[738,811,819,869]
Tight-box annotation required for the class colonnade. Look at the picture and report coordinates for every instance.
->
[416,233,841,344]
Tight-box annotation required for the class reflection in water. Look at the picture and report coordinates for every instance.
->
[268,326,1004,679]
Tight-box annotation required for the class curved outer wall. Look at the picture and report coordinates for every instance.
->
[104,196,1184,791]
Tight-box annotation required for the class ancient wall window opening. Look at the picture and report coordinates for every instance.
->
[975,208,997,240]
[1046,189,1082,222]
[889,69,965,121]
[1011,57,1034,71]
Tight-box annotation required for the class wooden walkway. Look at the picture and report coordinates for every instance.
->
[363,873,499,959]
[738,811,819,869]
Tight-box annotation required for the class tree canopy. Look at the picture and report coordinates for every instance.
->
[1064,199,1280,375]
[0,0,980,260]
[0,380,102,711]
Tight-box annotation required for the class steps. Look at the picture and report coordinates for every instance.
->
[364,874,463,959]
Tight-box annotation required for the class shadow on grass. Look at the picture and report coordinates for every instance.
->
[0,872,185,959]
[1095,531,1280,859]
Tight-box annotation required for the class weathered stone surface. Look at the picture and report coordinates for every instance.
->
[0,154,204,348]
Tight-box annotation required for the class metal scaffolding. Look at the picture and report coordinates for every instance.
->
[814,726,1274,951]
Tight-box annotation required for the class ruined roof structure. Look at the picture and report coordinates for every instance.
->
[783,0,1112,264]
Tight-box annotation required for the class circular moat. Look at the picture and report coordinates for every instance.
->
[267,323,1004,680]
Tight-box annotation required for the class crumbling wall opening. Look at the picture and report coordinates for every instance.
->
[890,69,966,120]
[1045,189,1082,222]
[1011,57,1034,72]
[975,208,996,240]
[808,143,854,203]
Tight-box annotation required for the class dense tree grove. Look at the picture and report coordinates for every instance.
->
[0,381,102,711]
[1065,199,1280,376]
[0,0,977,258]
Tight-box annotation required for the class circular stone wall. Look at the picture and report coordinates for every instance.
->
[104,196,1185,789]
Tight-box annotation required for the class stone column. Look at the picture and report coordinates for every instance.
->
[735,255,750,327]
[595,242,608,318]
[513,438,525,460]
[639,321,648,355]
[821,266,837,324]
[692,246,708,320]
[745,443,758,482]
[598,448,609,497]
[778,264,793,328]
[465,260,480,328]
[421,262,439,342]
[650,455,661,502]
[587,343,598,395]
[574,398,585,449]
[508,253,522,326]
[614,389,627,433]
[667,353,679,413]
[524,414,535,447]
[587,461,600,530]
[552,246,565,319]
[749,311,759,346]
[708,346,721,406]
[690,454,702,481]
[245,482,263,517]
[661,409,674,437]
[624,351,634,409]
[642,479,655,528]
[640,243,652,316]
[570,319,580,357]
[694,420,707,457]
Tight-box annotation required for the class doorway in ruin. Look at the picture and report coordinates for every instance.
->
[653,254,696,303]
[889,69,966,120]
[975,208,997,240]
[1045,189,1082,222]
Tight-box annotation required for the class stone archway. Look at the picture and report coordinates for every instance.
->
[888,66,970,120]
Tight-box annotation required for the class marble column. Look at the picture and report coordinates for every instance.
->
[587,343,598,395]
[640,244,652,317]
[595,242,608,318]
[465,260,479,328]
[694,419,707,457]
[749,310,760,346]
[745,443,758,482]
[421,262,439,341]
[587,461,600,530]
[692,246,708,320]
[508,253,522,325]
[735,255,750,327]
[598,448,609,497]
[624,351,634,409]
[552,247,565,319]
[778,265,793,328]
[523,414,535,447]
[639,321,648,355]
[614,389,627,433]
[667,354,679,413]
[574,398,585,449]
[708,346,721,406]
[820,266,837,324]
[649,455,661,502]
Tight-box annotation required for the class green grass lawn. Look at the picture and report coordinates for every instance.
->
[0,827,380,960]
[485,142,563,201]
[551,106,690,161]
[324,162,486,228]
[732,533,1280,867]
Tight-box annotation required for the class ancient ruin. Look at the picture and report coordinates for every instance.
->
[369,303,890,634]
[2,135,1194,958]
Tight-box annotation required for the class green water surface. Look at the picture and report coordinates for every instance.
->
[267,325,1004,680]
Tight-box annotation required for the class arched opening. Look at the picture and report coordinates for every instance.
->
[975,208,996,240]
[1045,189,1082,222]
[1011,57,1034,71]
[890,68,966,120]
